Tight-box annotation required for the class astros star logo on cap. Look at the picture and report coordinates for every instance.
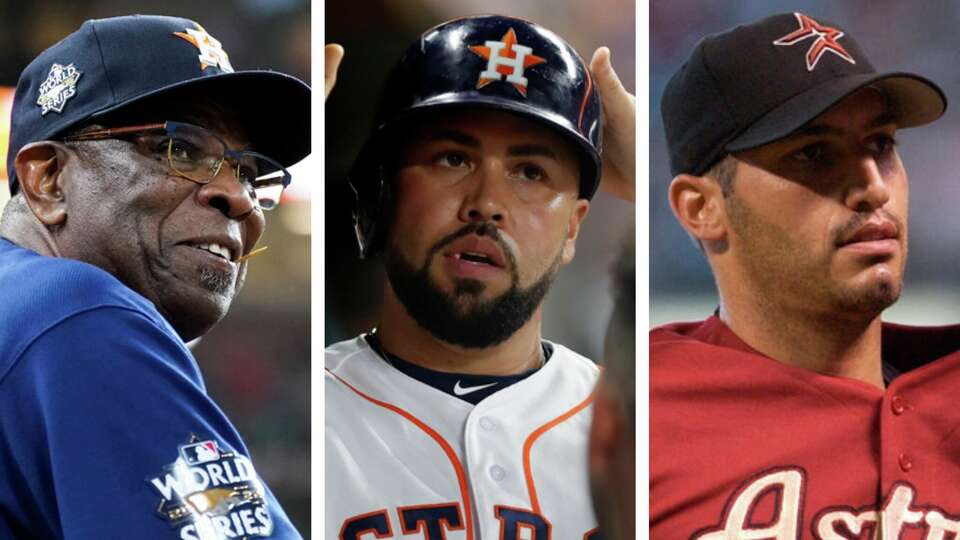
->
[469,28,546,97]
[773,13,855,71]
[173,23,234,73]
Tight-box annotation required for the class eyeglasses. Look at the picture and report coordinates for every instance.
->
[63,121,291,210]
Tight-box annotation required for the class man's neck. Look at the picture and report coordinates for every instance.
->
[0,212,61,258]
[718,292,885,389]
[377,290,545,376]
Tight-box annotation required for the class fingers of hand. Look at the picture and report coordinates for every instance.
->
[590,47,635,118]
[325,44,345,98]
[590,47,622,96]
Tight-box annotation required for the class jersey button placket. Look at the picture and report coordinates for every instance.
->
[885,390,915,478]
[464,405,517,540]
[475,416,505,480]
[891,394,908,415]
[898,452,913,472]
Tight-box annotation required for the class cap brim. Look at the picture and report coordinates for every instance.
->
[726,72,946,152]
[91,70,311,167]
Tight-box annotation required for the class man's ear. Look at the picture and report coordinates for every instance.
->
[668,173,727,245]
[560,199,590,264]
[14,141,70,226]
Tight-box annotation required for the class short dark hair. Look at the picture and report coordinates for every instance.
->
[707,154,737,197]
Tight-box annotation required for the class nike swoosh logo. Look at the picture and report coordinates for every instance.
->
[453,380,499,396]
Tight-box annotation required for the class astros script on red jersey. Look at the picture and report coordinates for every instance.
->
[651,316,960,540]
[325,336,600,540]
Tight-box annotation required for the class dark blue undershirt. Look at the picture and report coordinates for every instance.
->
[364,334,552,404]
[882,362,901,385]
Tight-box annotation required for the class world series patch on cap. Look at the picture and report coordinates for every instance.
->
[7,14,311,194]
[661,12,947,177]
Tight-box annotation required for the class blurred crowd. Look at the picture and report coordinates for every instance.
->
[651,0,960,326]
[325,0,636,359]
[0,0,310,534]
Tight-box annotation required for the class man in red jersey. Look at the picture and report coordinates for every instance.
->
[653,12,960,539]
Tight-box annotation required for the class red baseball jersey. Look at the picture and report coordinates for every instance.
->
[650,315,960,540]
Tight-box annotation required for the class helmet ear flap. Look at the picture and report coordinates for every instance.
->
[351,164,392,259]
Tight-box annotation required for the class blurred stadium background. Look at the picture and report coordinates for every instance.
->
[651,0,960,327]
[0,0,310,534]
[325,0,636,361]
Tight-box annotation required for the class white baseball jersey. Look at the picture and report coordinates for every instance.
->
[325,335,600,540]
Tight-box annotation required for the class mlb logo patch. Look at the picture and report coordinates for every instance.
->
[180,440,221,465]
[149,435,273,538]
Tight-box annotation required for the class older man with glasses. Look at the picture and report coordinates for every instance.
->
[0,15,308,539]
[63,121,291,212]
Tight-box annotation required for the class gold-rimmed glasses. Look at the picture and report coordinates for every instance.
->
[63,121,291,210]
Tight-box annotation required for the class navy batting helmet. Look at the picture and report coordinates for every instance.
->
[349,14,603,259]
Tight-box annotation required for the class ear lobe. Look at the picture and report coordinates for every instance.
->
[561,199,590,264]
[668,173,727,244]
[15,142,69,226]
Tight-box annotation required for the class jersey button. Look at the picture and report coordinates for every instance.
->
[898,453,913,472]
[479,417,497,431]
[489,465,506,481]
[891,395,908,415]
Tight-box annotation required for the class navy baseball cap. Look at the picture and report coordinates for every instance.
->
[662,12,946,177]
[7,14,311,193]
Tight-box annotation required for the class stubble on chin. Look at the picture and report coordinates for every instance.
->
[833,267,902,315]
[726,196,906,319]
[198,265,233,294]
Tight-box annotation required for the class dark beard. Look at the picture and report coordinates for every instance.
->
[385,223,561,349]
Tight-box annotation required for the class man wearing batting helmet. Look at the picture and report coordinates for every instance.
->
[325,14,634,540]
[0,15,308,539]
[651,12,960,539]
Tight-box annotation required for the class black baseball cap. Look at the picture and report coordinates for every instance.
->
[7,14,311,193]
[662,12,946,177]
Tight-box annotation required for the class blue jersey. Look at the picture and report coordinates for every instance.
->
[0,239,301,539]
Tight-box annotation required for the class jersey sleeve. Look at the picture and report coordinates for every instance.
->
[0,306,302,540]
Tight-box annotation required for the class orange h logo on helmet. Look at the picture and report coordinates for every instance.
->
[469,28,546,96]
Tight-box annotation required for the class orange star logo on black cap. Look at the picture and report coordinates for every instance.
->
[773,13,855,71]
[173,23,234,72]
